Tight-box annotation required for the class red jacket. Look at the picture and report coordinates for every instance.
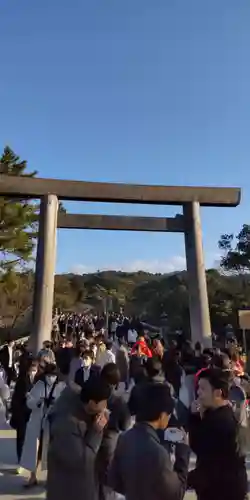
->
[131,340,152,358]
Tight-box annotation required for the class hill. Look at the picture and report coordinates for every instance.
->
[1,269,250,336]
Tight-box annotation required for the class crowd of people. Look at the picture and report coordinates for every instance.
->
[0,312,249,500]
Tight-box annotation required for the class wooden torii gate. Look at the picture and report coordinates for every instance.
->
[0,174,241,351]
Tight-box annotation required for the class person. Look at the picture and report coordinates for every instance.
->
[20,362,65,487]
[10,358,37,473]
[110,318,118,341]
[109,383,189,500]
[194,350,213,393]
[115,338,130,391]
[55,338,74,375]
[152,338,164,359]
[46,376,111,500]
[130,334,152,359]
[230,349,245,377]
[95,334,107,366]
[96,340,116,369]
[18,343,32,374]
[38,341,55,364]
[68,343,84,382]
[75,350,96,386]
[97,363,131,500]
[0,339,15,386]
[162,347,182,397]
[188,368,248,500]
[127,327,137,347]
[0,361,10,424]
[128,365,148,417]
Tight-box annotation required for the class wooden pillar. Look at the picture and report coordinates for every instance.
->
[183,202,212,347]
[31,195,58,353]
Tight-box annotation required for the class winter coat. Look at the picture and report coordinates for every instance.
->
[46,387,104,500]
[115,346,129,383]
[109,422,189,500]
[20,377,65,472]
[188,404,248,500]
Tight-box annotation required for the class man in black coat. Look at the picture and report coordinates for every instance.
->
[109,383,189,500]
[188,368,248,500]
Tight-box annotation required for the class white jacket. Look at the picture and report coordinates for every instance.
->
[21,378,66,472]
[96,349,116,369]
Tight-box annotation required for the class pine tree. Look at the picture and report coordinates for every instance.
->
[0,146,39,274]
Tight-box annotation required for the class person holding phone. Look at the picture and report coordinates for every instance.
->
[46,376,111,500]
[188,368,248,500]
[109,383,189,500]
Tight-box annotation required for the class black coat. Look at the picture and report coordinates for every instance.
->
[10,374,33,429]
[55,347,74,373]
[162,353,182,397]
[74,365,101,387]
[109,422,189,500]
[188,405,248,500]
[0,345,12,370]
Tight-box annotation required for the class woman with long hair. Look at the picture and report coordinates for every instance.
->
[10,358,38,474]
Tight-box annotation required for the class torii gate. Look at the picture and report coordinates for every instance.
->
[0,175,241,351]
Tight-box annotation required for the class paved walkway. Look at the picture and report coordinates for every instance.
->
[0,409,248,499]
[0,427,196,500]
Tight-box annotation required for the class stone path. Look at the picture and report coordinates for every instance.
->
[0,408,247,499]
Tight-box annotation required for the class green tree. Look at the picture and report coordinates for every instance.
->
[219,224,250,272]
[0,146,39,274]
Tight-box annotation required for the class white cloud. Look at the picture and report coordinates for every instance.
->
[69,255,186,275]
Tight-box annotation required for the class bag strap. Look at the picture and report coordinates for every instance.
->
[46,378,58,408]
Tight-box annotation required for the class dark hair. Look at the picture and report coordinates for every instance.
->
[43,363,58,376]
[203,348,213,357]
[80,376,111,404]
[105,340,113,351]
[200,353,212,369]
[136,383,174,422]
[118,337,125,345]
[145,357,163,379]
[96,333,105,342]
[83,349,94,360]
[19,356,36,377]
[133,366,148,385]
[195,342,202,351]
[101,363,120,387]
[44,341,52,348]
[212,353,230,370]
[199,367,230,399]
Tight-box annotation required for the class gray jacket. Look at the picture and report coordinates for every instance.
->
[46,387,103,500]
[115,345,129,382]
[109,422,189,500]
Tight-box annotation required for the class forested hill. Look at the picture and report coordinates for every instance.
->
[1,269,250,334]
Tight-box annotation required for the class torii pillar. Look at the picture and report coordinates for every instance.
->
[31,195,59,353]
[183,202,212,347]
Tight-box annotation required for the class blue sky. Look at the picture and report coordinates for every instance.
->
[1,0,250,274]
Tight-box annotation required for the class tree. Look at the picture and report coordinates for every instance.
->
[0,270,33,327]
[219,224,250,272]
[0,146,39,274]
